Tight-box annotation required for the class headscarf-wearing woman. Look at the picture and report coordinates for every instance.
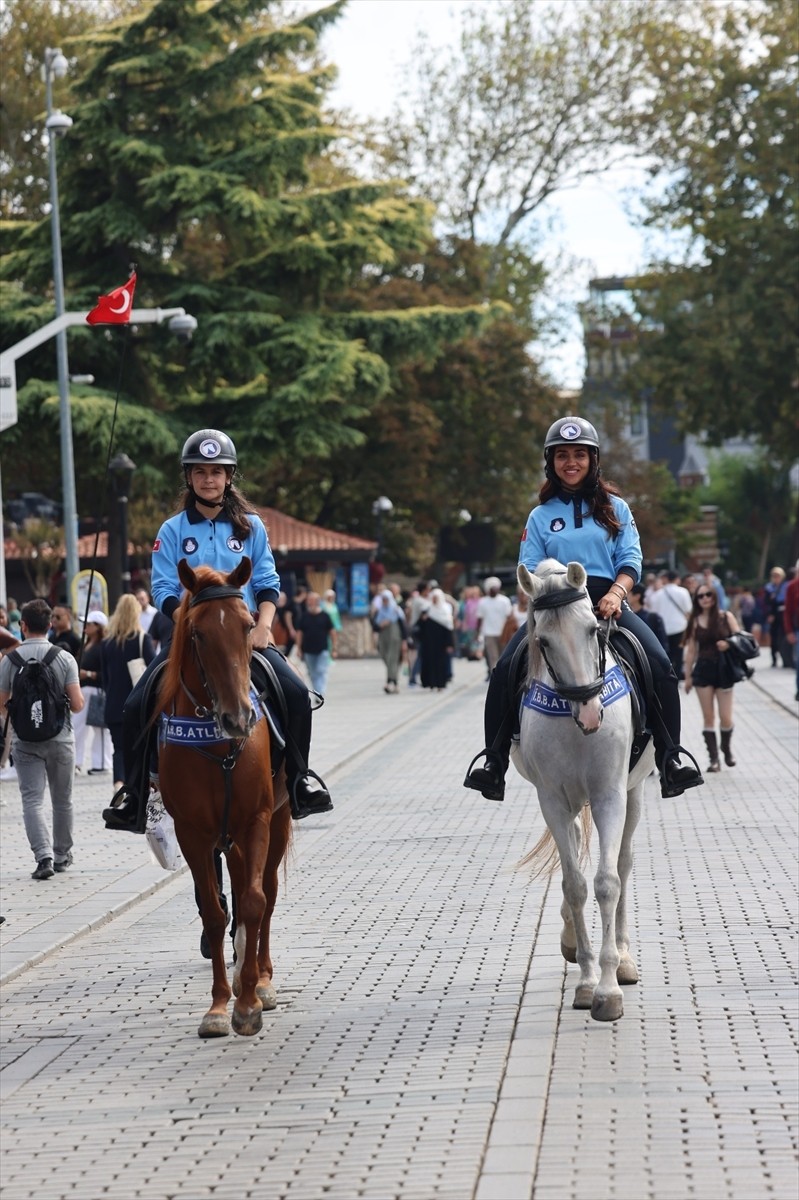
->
[101,595,155,791]
[463,416,704,803]
[73,610,112,774]
[682,584,741,772]
[374,589,406,694]
[418,589,455,691]
[102,428,332,834]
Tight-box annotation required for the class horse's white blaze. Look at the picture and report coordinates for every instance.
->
[513,558,655,1023]
[219,608,225,626]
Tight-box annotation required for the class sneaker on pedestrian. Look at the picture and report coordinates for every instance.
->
[0,765,18,782]
[54,852,74,873]
[32,859,55,881]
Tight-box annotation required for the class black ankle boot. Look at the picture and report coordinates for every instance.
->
[290,771,333,820]
[659,747,704,798]
[703,730,721,772]
[463,751,506,802]
[720,728,736,767]
[102,786,145,833]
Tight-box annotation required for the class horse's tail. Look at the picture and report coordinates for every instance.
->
[517,805,593,878]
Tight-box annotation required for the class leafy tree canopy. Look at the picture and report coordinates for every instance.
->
[628,0,799,464]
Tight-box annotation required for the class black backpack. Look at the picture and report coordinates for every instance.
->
[5,647,68,742]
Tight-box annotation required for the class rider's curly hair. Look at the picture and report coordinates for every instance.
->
[538,447,622,538]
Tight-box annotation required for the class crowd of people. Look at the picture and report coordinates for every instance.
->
[1,412,797,884]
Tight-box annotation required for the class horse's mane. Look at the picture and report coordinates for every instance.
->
[157,565,227,714]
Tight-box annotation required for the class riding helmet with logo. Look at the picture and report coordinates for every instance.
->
[543,417,600,453]
[180,429,238,467]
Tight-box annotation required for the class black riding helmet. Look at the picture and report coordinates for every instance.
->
[543,417,601,489]
[181,429,238,466]
[181,429,237,507]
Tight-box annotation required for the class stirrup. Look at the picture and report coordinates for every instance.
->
[463,750,505,802]
[659,746,704,798]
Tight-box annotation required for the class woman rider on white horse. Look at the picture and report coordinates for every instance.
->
[103,428,333,833]
[464,416,704,802]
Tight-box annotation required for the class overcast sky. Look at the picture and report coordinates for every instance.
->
[318,0,656,388]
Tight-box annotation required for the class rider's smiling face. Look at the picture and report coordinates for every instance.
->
[552,446,591,488]
[190,463,228,504]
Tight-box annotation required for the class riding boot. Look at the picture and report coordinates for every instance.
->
[720,728,736,767]
[654,672,704,797]
[703,730,721,773]
[102,776,148,833]
[463,747,508,802]
[289,769,333,820]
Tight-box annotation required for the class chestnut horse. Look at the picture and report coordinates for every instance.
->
[157,557,291,1037]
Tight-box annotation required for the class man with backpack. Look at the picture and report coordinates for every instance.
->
[0,599,83,880]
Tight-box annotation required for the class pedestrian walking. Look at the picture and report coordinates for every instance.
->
[783,559,799,701]
[647,569,692,677]
[475,577,512,679]
[101,594,156,794]
[295,591,337,697]
[374,589,406,693]
[762,566,789,667]
[49,603,81,658]
[417,588,454,691]
[73,610,112,775]
[0,598,83,879]
[628,584,669,653]
[682,583,741,772]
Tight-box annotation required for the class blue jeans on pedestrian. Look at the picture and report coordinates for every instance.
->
[303,650,330,697]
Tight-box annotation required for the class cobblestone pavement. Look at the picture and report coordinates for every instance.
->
[0,654,796,1200]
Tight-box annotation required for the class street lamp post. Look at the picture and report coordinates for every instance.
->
[43,46,79,599]
[110,453,136,596]
[372,495,394,561]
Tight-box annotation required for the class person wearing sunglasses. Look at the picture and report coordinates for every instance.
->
[682,585,742,771]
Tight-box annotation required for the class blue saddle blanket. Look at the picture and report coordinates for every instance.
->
[159,688,284,748]
[521,664,630,718]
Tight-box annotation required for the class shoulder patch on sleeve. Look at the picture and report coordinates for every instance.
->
[520,527,527,542]
[152,538,161,552]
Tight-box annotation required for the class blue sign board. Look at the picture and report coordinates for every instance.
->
[349,562,370,617]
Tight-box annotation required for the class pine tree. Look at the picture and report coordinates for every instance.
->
[2,0,495,485]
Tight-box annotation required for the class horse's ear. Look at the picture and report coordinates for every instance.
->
[517,563,541,599]
[178,558,196,593]
[228,555,252,590]
[566,562,587,589]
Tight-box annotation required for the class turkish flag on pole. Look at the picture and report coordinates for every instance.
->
[86,272,137,325]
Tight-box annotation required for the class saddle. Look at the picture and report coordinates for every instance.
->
[508,625,655,773]
[138,652,289,787]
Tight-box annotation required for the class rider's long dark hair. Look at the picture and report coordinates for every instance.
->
[175,470,254,541]
[538,448,622,538]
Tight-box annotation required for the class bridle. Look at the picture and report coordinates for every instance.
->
[180,585,249,720]
[176,583,252,851]
[530,585,609,703]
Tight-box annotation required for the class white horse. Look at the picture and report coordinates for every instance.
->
[511,558,656,1022]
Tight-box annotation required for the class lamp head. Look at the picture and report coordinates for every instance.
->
[168,313,198,343]
[46,110,73,137]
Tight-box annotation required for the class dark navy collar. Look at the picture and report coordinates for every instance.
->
[186,501,225,526]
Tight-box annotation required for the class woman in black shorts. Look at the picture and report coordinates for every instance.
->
[683,585,741,773]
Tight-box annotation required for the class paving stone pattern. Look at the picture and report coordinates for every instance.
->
[0,656,796,1199]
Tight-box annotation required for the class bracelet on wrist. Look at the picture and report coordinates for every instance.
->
[610,582,628,598]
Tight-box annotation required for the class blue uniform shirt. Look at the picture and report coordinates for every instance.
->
[519,493,642,584]
[151,506,281,617]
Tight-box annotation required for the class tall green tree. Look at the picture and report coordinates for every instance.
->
[628,0,799,465]
[2,0,496,503]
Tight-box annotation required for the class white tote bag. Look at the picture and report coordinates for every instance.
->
[127,631,146,686]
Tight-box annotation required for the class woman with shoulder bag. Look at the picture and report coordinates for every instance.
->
[101,594,155,793]
[73,611,113,774]
[682,586,741,772]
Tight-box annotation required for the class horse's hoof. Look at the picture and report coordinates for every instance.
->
[198,1012,231,1038]
[232,1005,263,1037]
[256,982,277,1010]
[561,940,578,963]
[616,956,639,985]
[591,992,624,1022]
[573,983,595,1009]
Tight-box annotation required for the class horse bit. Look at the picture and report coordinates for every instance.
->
[530,587,611,703]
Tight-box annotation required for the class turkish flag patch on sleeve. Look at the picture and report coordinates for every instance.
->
[520,527,527,541]
[152,538,161,552]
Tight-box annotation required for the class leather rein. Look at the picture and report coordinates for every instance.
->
[177,584,252,851]
[529,586,610,703]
